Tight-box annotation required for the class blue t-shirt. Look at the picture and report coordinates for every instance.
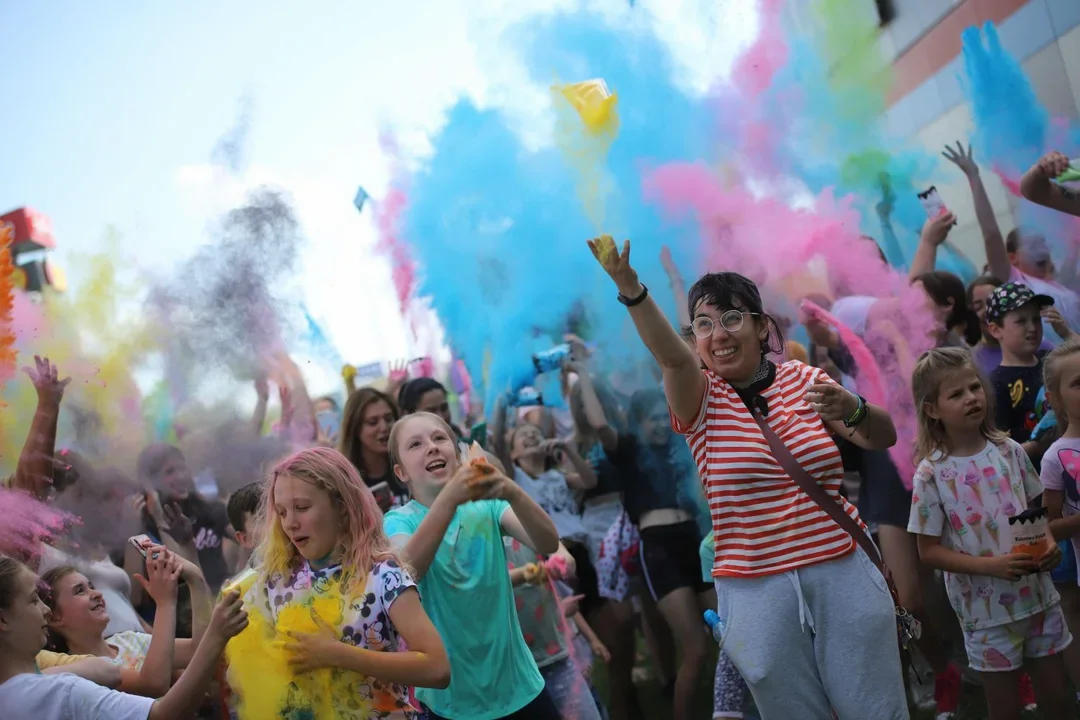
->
[383,499,544,719]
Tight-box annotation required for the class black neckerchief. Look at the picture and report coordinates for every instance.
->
[733,359,777,417]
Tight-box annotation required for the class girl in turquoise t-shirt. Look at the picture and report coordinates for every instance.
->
[383,412,562,720]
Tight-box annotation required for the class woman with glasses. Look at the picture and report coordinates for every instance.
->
[587,235,908,719]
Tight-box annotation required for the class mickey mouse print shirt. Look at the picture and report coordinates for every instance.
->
[1041,436,1080,576]
[250,558,419,719]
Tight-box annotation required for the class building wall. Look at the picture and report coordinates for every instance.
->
[878,0,1080,269]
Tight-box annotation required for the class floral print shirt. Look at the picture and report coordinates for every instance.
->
[251,557,418,719]
[908,439,1059,631]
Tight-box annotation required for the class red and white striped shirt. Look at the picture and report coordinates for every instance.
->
[673,361,862,578]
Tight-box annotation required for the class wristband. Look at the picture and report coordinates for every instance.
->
[618,284,648,307]
[842,394,867,428]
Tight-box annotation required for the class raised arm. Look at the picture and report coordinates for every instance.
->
[251,375,269,436]
[148,591,248,720]
[587,236,704,427]
[943,141,1011,282]
[12,356,70,500]
[564,360,618,453]
[873,183,907,270]
[1022,151,1080,218]
[907,211,956,279]
[172,557,212,667]
[659,245,691,329]
[122,547,181,698]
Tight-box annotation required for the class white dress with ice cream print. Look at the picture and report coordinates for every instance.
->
[907,438,1059,632]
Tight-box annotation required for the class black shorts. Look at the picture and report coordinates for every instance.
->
[639,521,711,602]
[566,541,605,618]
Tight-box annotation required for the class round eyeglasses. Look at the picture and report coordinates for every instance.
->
[691,310,760,338]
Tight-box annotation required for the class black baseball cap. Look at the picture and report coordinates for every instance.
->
[985,282,1054,323]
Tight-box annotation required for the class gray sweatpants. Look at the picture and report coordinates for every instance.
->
[713,548,909,720]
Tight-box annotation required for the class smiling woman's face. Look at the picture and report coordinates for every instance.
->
[692,301,767,384]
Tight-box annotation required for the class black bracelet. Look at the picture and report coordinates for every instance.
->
[618,284,649,307]
[842,395,868,428]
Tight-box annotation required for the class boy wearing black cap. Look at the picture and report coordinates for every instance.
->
[987,282,1057,458]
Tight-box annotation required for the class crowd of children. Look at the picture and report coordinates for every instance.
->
[2,140,1080,720]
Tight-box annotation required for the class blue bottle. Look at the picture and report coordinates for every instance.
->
[704,609,725,648]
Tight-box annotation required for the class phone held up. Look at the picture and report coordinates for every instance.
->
[129,534,162,561]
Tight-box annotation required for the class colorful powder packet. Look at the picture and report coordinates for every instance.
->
[464,441,497,500]
[1008,507,1053,559]
[1056,162,1080,183]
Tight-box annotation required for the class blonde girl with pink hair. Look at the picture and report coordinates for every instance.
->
[228,446,449,720]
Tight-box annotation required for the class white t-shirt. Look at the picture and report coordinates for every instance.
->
[907,439,1058,631]
[0,672,154,720]
[513,466,587,543]
[829,295,877,338]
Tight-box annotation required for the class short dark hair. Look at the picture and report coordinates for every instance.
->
[685,271,785,356]
[1006,228,1021,254]
[227,481,263,534]
[398,377,447,414]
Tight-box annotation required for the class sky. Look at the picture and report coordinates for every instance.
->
[0,0,756,397]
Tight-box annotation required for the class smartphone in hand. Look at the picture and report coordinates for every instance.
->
[129,534,161,560]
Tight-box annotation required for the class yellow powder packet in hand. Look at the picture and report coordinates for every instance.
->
[465,441,496,500]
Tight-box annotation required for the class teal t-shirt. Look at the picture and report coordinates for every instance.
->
[700,531,715,583]
[384,499,544,719]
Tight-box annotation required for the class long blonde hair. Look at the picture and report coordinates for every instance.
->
[256,446,400,590]
[912,346,1007,462]
[388,412,459,473]
[1044,338,1080,430]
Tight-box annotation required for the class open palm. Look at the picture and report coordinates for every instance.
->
[587,235,639,293]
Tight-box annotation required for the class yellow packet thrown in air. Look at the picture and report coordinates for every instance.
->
[557,79,619,135]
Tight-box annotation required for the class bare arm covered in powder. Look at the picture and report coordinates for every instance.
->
[942,142,1011,282]
[587,236,704,427]
[13,356,69,500]
[1022,151,1080,219]
[908,212,957,279]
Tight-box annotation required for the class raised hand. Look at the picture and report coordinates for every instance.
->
[920,210,956,247]
[23,355,71,406]
[135,547,182,604]
[162,502,195,545]
[942,141,979,177]
[1041,307,1073,340]
[387,359,411,383]
[1034,150,1071,180]
[587,235,640,295]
